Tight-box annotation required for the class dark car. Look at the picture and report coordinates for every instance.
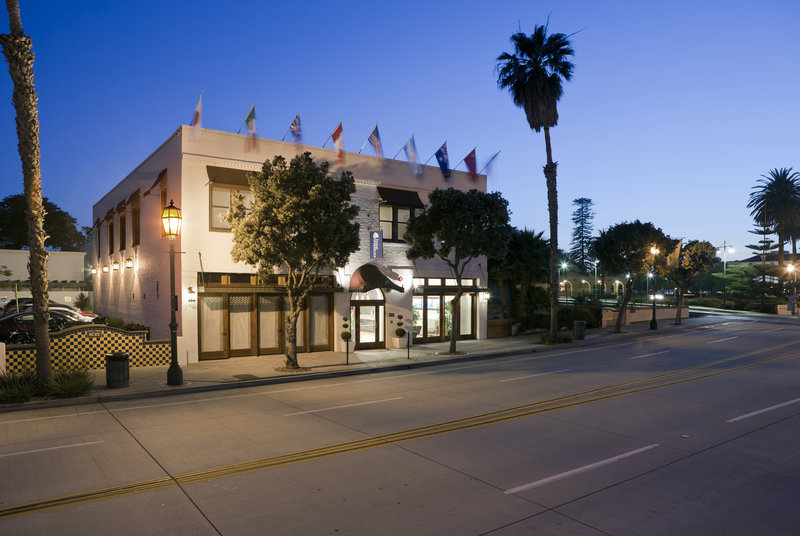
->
[2,299,97,319]
[0,310,85,344]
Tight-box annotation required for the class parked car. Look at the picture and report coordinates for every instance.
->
[20,306,100,325]
[2,299,97,318]
[0,310,89,344]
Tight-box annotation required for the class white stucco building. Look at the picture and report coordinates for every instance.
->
[0,249,90,309]
[91,126,489,364]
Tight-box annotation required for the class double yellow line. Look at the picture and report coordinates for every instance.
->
[3,342,798,519]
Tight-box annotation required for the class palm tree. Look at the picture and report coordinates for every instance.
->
[496,25,574,341]
[0,0,51,383]
[747,168,800,272]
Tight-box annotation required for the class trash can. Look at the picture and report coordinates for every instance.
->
[105,352,130,388]
[573,320,586,340]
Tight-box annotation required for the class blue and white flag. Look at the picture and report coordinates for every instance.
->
[435,142,451,179]
[403,135,423,176]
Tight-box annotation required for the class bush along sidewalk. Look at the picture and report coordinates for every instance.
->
[0,363,94,404]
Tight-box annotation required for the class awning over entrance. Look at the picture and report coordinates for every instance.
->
[376,186,424,208]
[349,264,404,293]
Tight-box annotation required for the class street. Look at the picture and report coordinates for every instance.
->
[2,318,800,535]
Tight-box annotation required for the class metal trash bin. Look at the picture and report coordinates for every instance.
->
[105,352,130,388]
[573,320,586,340]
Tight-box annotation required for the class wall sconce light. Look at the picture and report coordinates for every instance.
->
[112,260,120,271]
[102,265,109,273]
[125,258,133,269]
[187,286,196,303]
[91,267,97,275]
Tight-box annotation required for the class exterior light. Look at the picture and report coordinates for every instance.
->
[125,257,133,269]
[187,286,197,303]
[91,267,97,275]
[650,246,659,255]
[161,199,182,239]
[112,260,120,271]
[102,265,109,273]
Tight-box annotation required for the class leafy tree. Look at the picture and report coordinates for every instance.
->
[489,228,549,325]
[0,1,50,383]
[589,220,676,332]
[669,240,717,324]
[569,197,595,271]
[405,188,511,354]
[747,168,800,268]
[225,152,360,369]
[0,194,86,250]
[496,24,574,341]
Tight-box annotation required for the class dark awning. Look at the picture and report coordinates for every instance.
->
[348,264,404,293]
[376,186,424,208]
[207,166,251,186]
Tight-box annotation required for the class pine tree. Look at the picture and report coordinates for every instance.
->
[569,197,595,271]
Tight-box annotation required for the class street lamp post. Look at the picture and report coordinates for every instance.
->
[559,262,568,300]
[717,242,734,309]
[162,200,183,386]
[787,264,797,310]
[650,247,659,330]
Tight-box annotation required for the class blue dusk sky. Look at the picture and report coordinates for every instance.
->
[0,0,797,261]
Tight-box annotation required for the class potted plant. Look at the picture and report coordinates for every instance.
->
[392,314,408,348]
[341,318,352,364]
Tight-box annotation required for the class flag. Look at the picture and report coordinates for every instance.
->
[190,93,202,139]
[367,124,383,158]
[289,113,302,143]
[481,151,500,175]
[243,105,257,151]
[435,142,451,179]
[331,122,345,165]
[464,148,477,182]
[403,135,422,176]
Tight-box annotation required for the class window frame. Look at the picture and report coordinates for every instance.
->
[209,184,253,232]
[379,203,414,243]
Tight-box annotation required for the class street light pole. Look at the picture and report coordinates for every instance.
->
[162,200,183,386]
[717,242,734,309]
[650,247,659,330]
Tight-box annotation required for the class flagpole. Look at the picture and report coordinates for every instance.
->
[281,128,291,141]
[321,135,331,148]
[238,102,255,134]
[190,91,202,125]
[358,138,368,154]
[392,146,404,159]
[281,112,300,141]
[479,150,501,173]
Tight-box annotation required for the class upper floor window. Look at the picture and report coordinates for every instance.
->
[131,198,140,247]
[380,204,413,242]
[210,185,254,230]
[118,211,126,251]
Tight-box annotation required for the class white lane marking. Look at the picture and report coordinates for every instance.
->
[499,369,571,383]
[764,327,785,333]
[0,410,108,425]
[504,444,660,494]
[630,350,671,360]
[284,397,402,416]
[708,336,739,344]
[727,397,800,423]
[0,440,104,459]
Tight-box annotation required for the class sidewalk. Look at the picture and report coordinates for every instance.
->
[5,316,725,411]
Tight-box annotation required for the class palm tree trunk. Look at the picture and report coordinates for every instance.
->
[1,0,50,384]
[543,126,559,340]
[675,287,684,325]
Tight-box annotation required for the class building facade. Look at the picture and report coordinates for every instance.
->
[91,126,489,365]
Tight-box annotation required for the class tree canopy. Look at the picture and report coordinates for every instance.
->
[225,152,360,368]
[405,188,511,353]
[669,240,717,324]
[569,197,595,271]
[0,193,85,250]
[747,167,800,267]
[590,220,676,332]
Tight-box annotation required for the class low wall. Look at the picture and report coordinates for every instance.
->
[602,306,689,328]
[3,324,169,374]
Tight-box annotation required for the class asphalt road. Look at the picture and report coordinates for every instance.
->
[2,317,800,535]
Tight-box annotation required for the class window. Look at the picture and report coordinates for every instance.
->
[379,204,413,242]
[160,188,168,236]
[119,211,126,251]
[107,219,115,254]
[131,199,140,246]
[210,185,254,230]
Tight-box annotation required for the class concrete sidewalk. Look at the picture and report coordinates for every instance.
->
[4,315,729,411]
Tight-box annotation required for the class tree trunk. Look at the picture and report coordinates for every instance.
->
[1,1,50,384]
[675,288,684,325]
[543,126,558,341]
[496,278,512,320]
[615,279,634,333]
[448,289,463,354]
[284,293,303,369]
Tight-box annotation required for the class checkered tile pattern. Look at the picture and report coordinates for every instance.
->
[5,325,170,373]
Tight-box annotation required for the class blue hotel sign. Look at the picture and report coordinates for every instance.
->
[370,230,383,259]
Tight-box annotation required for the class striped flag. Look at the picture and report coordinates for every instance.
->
[289,113,302,143]
[331,122,345,164]
[367,124,383,158]
[435,142,451,180]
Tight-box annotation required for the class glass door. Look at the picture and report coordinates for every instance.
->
[228,294,254,356]
[258,295,282,354]
[199,294,225,360]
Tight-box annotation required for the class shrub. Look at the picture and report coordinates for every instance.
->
[49,365,94,398]
[75,292,90,311]
[0,369,41,403]
[539,331,573,345]
[558,305,602,329]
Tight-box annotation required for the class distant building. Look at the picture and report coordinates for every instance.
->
[91,126,489,365]
[0,249,91,309]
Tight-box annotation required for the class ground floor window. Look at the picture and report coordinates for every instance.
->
[198,292,332,360]
[412,292,476,343]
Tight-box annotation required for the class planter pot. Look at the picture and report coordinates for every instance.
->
[391,336,408,349]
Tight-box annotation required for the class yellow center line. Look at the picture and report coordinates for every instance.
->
[3,344,799,519]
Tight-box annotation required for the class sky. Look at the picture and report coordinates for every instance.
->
[0,0,797,262]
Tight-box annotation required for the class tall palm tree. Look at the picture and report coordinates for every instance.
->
[747,168,800,274]
[496,25,574,340]
[0,0,51,383]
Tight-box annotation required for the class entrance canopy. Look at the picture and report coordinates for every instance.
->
[349,264,404,293]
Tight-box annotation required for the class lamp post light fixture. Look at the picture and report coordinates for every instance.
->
[650,246,660,330]
[559,262,568,299]
[161,199,183,386]
[717,242,734,309]
[787,263,797,297]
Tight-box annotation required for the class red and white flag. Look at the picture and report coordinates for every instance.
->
[464,148,477,182]
[190,93,202,139]
[331,122,345,165]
